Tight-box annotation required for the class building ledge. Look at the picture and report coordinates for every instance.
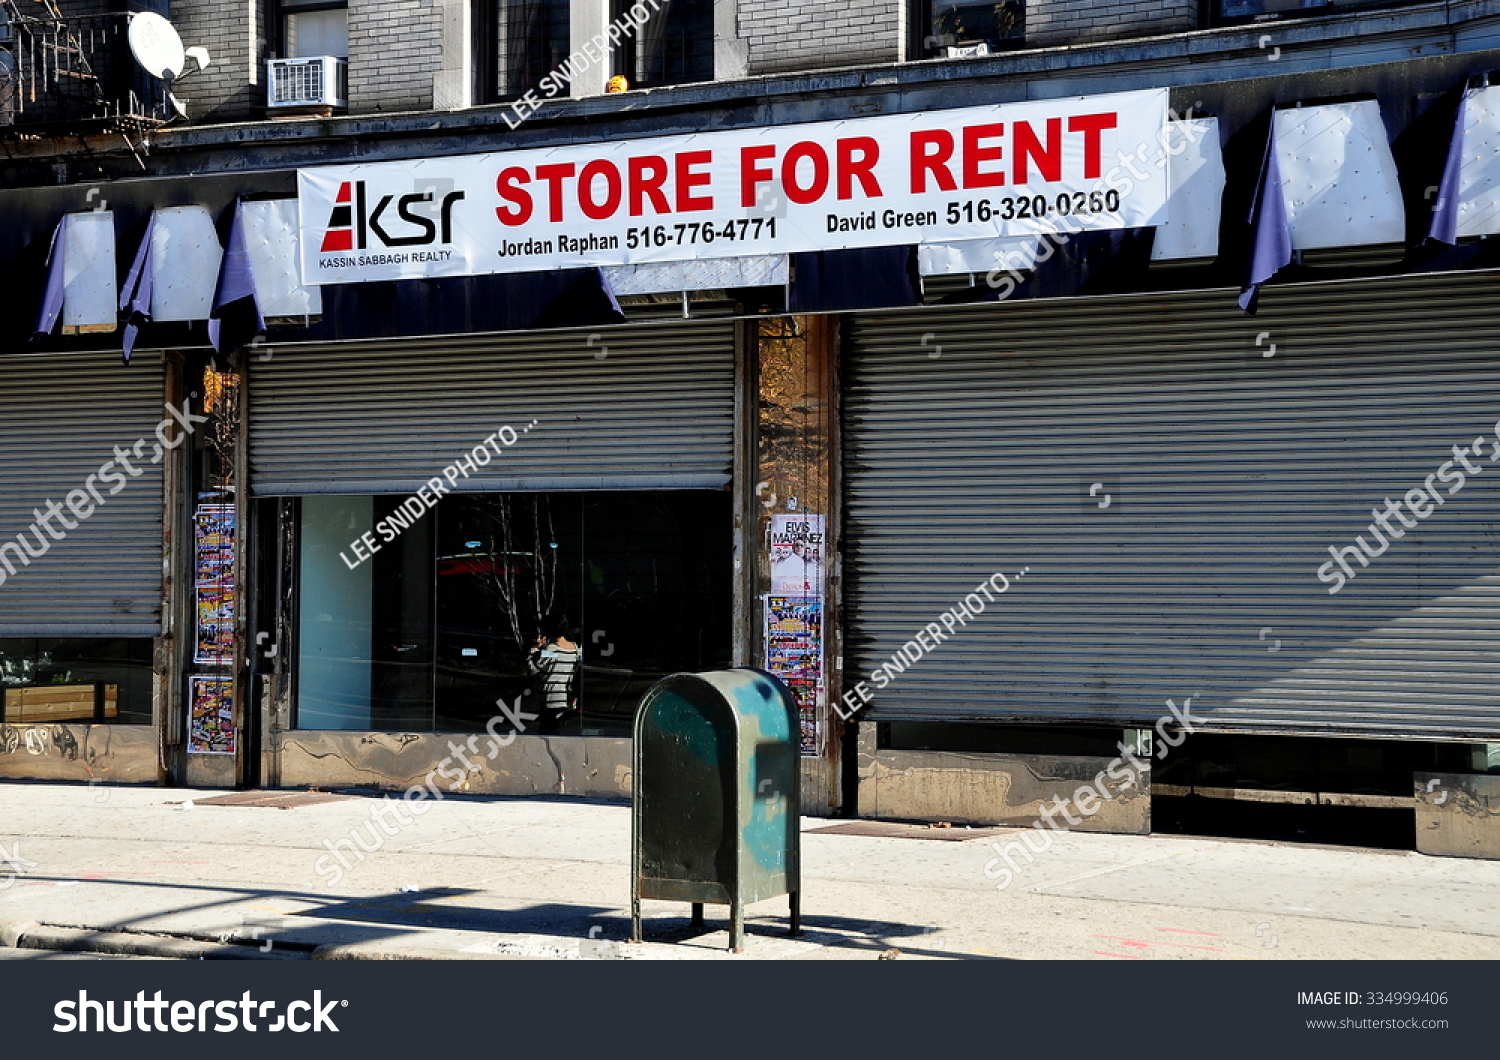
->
[9,0,1500,177]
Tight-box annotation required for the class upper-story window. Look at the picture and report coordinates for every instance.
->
[613,0,712,89]
[1210,0,1427,26]
[918,0,1023,59]
[475,0,571,104]
[281,0,348,58]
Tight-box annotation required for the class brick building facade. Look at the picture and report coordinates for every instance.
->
[117,0,1239,119]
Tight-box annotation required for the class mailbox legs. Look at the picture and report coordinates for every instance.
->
[730,902,745,953]
[691,903,704,931]
[631,897,642,944]
[789,891,800,936]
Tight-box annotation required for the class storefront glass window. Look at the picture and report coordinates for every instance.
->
[294,491,731,736]
[576,493,733,731]
[297,495,433,730]
[435,493,583,731]
[0,638,153,725]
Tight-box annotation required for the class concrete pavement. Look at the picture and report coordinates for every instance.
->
[0,782,1496,960]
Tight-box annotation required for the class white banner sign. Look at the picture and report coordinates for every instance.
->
[298,88,1169,285]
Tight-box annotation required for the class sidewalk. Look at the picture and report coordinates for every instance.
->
[1,782,1497,960]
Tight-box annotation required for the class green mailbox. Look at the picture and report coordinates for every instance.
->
[631,668,801,952]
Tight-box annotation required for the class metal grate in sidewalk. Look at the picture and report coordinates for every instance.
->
[185,790,363,810]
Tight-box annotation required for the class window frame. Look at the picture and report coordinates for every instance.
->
[1202,0,1429,29]
[912,0,1026,61]
[288,489,734,737]
[277,0,348,60]
[473,0,573,106]
[610,0,713,90]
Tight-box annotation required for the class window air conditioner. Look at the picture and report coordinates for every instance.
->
[268,56,348,109]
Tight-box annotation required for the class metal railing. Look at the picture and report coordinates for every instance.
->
[0,9,175,131]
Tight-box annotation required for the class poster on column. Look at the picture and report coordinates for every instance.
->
[193,504,236,665]
[770,514,824,596]
[765,596,823,757]
[187,675,235,755]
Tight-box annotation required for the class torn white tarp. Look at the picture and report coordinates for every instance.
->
[1151,118,1225,261]
[241,198,322,317]
[151,205,223,322]
[918,236,1044,277]
[61,210,118,333]
[1274,100,1405,250]
[602,254,789,296]
[1447,85,1500,238]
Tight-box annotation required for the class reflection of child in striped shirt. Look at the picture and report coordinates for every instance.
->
[528,616,580,724]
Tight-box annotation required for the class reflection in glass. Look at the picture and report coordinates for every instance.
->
[616,0,712,88]
[297,496,373,729]
[295,491,731,737]
[0,638,152,724]
[435,494,581,733]
[296,495,432,730]
[927,0,1023,53]
[579,493,733,735]
[476,0,570,103]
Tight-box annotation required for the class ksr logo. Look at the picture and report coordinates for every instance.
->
[320,179,466,252]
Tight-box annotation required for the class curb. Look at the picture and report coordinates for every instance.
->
[0,919,39,949]
[0,920,304,961]
[0,918,519,960]
[311,943,501,961]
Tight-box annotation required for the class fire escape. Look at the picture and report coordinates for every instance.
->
[0,0,176,134]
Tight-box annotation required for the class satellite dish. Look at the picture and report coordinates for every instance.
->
[127,12,186,81]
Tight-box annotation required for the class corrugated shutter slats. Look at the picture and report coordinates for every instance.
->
[249,324,737,496]
[0,351,164,637]
[845,272,1500,740]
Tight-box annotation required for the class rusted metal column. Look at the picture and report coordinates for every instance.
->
[750,315,842,814]
[180,357,245,789]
